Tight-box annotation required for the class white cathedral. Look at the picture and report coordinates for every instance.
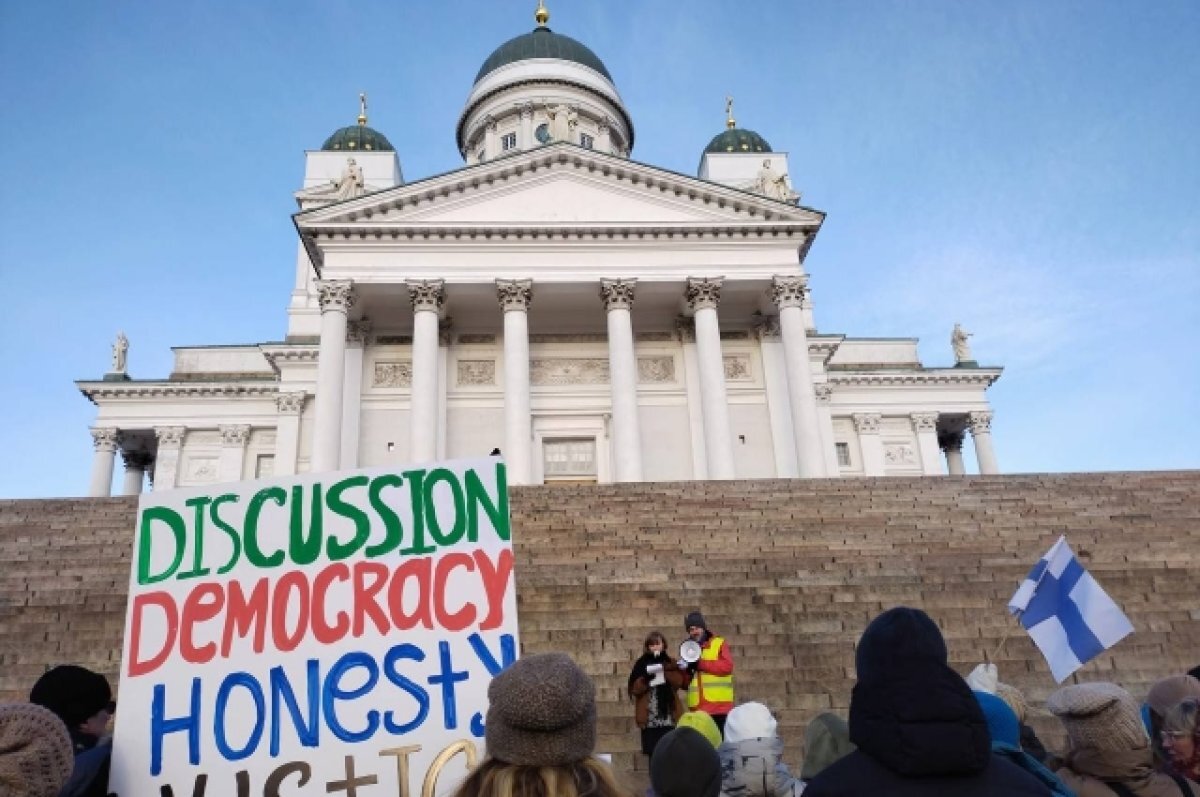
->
[79,3,1001,496]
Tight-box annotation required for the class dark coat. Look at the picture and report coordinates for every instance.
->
[803,607,1053,797]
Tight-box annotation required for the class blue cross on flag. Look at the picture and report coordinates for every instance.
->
[1008,535,1134,683]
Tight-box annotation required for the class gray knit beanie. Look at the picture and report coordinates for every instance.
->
[0,703,74,797]
[1047,682,1148,752]
[485,653,596,766]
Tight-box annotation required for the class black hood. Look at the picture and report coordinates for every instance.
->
[849,607,991,777]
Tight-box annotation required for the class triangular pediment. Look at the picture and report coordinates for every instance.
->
[295,144,823,230]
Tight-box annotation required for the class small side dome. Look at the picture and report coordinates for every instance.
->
[322,126,394,152]
[703,128,772,155]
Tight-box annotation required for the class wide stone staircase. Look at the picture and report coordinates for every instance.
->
[2,472,1198,790]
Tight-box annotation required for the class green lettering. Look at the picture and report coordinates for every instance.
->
[289,483,323,566]
[467,461,509,542]
[400,469,436,555]
[137,506,187,585]
[245,486,287,569]
[326,475,371,561]
[366,474,405,557]
[177,496,213,580]
[209,493,242,574]
[424,468,466,546]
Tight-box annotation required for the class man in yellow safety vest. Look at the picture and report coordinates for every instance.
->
[680,610,735,735]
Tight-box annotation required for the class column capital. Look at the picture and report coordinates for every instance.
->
[121,449,154,471]
[938,429,965,453]
[518,102,535,120]
[154,426,186,448]
[219,424,252,447]
[496,279,533,312]
[483,114,497,131]
[852,413,881,434]
[346,318,373,346]
[813,383,833,404]
[316,279,356,313]
[599,278,636,311]
[753,313,781,340]
[598,117,612,135]
[910,412,939,432]
[90,427,119,452]
[407,279,445,313]
[674,315,696,343]
[770,274,810,309]
[685,277,723,311]
[275,391,307,415]
[967,410,994,434]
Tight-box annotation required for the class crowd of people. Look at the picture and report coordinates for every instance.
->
[1,606,1197,797]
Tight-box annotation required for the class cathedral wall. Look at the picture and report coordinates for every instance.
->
[445,405,506,462]
[729,402,778,479]
[356,407,412,469]
[638,404,693,481]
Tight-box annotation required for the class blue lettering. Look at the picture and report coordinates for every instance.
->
[428,640,469,730]
[214,672,265,761]
[151,679,202,776]
[382,643,431,735]
[468,633,517,736]
[323,651,381,743]
[269,660,320,755]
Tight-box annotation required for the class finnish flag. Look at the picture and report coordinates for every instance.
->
[1008,535,1134,683]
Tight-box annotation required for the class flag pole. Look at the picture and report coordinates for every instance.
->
[987,610,1021,664]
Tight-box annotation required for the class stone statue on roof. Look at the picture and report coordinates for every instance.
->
[111,331,128,373]
[952,323,974,363]
[333,158,365,200]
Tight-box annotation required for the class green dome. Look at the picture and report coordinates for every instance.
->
[321,125,394,152]
[475,27,613,83]
[703,127,773,155]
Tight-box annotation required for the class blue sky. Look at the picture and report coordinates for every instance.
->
[1,1,1197,498]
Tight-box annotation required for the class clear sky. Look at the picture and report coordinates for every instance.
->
[1,1,1197,498]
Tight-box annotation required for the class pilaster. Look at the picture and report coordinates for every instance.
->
[853,413,885,476]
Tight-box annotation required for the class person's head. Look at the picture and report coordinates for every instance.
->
[485,653,596,768]
[451,757,628,797]
[973,691,1020,748]
[800,713,855,780]
[994,682,1030,725]
[1162,698,1199,772]
[650,727,721,797]
[723,702,777,745]
[28,665,114,738]
[644,631,667,657]
[677,710,722,749]
[1144,675,1200,764]
[684,612,707,642]
[0,703,74,797]
[1048,682,1149,758]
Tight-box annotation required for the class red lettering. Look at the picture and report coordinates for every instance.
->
[312,563,351,644]
[128,592,178,677]
[433,552,476,631]
[387,558,433,631]
[474,549,513,630]
[271,571,311,652]
[180,583,225,664]
[352,562,391,637]
[222,578,269,656]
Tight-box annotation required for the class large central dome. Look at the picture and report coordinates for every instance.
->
[475,27,613,84]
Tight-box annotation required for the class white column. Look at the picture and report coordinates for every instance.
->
[497,279,533,484]
[676,318,708,479]
[518,103,534,150]
[597,118,612,153]
[274,392,306,476]
[755,316,798,478]
[600,279,643,482]
[120,449,151,496]
[312,279,354,472]
[853,413,885,476]
[407,280,445,464]
[939,430,966,476]
[686,278,736,480]
[341,319,370,469]
[437,319,452,459]
[483,115,497,160]
[218,425,251,483]
[911,412,943,475]
[772,275,826,478]
[814,384,840,475]
[152,426,185,491]
[88,428,118,497]
[969,411,999,474]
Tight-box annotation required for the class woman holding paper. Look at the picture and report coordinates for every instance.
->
[627,631,686,758]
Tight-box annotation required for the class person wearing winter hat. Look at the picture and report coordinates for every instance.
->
[0,703,74,797]
[973,691,1075,797]
[994,681,1052,763]
[29,665,114,797]
[1048,681,1200,797]
[680,611,735,735]
[676,709,722,750]
[650,726,721,797]
[798,713,854,783]
[803,606,1053,796]
[1145,675,1200,774]
[1162,698,1200,782]
[451,652,630,797]
[717,701,801,797]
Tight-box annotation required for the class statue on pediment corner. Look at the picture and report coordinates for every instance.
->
[111,331,128,373]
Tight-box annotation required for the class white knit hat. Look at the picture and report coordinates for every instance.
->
[1047,682,1148,752]
[723,702,777,744]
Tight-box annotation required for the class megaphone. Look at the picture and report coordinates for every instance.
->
[679,639,701,664]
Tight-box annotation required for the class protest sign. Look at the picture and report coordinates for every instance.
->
[110,457,517,796]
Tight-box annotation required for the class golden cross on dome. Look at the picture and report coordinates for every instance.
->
[725,96,736,129]
[535,0,549,27]
[357,93,368,126]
